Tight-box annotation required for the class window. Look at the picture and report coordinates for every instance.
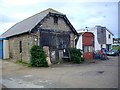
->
[19,41,22,53]
[83,46,93,52]
[54,16,58,24]
[101,29,103,33]
[108,34,111,39]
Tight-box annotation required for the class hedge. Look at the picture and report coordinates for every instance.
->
[29,45,48,67]
[69,48,84,64]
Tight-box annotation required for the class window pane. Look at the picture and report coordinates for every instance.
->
[84,46,93,52]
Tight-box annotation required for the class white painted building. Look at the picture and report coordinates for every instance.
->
[76,26,113,51]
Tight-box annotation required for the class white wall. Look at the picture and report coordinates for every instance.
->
[106,30,113,44]
[76,29,102,51]
[102,44,106,48]
[76,27,113,51]
[76,35,82,50]
[91,28,101,51]
[90,28,110,51]
[94,29,99,50]
[3,40,9,59]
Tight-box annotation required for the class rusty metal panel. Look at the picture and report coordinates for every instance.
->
[82,32,94,60]
[97,27,106,44]
[82,32,94,46]
[83,52,94,60]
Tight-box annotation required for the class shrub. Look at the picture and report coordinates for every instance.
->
[69,48,84,64]
[30,45,48,67]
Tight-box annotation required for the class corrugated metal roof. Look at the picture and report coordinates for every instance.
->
[0,8,65,38]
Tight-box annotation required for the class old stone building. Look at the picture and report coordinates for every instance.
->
[1,8,78,63]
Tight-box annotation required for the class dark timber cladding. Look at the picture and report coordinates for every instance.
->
[40,29,70,49]
[97,26,106,44]
[49,12,78,35]
[40,29,70,62]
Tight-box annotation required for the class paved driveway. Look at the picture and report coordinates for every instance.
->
[2,56,118,88]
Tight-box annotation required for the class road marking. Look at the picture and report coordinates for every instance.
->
[23,75,32,78]
[39,80,48,83]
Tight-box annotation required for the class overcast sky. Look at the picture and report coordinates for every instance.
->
[0,0,119,37]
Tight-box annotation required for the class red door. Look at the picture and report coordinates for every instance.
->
[82,32,94,60]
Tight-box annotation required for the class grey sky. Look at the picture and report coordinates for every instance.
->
[0,0,119,37]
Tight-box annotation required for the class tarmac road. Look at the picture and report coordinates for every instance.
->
[1,56,119,88]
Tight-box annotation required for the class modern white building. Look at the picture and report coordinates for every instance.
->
[76,25,114,51]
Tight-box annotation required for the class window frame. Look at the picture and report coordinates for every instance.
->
[83,46,94,52]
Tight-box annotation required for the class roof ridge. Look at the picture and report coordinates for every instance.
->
[4,8,64,30]
[0,8,66,38]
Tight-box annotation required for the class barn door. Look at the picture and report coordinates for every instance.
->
[40,30,70,63]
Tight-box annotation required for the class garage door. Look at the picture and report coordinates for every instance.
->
[0,40,3,59]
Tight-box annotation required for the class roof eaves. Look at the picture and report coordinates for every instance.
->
[5,31,29,38]
[106,28,114,36]
[63,15,78,36]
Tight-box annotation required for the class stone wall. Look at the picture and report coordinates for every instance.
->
[41,16,71,32]
[9,33,37,62]
[8,15,76,62]
[40,15,75,48]
[70,33,75,48]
